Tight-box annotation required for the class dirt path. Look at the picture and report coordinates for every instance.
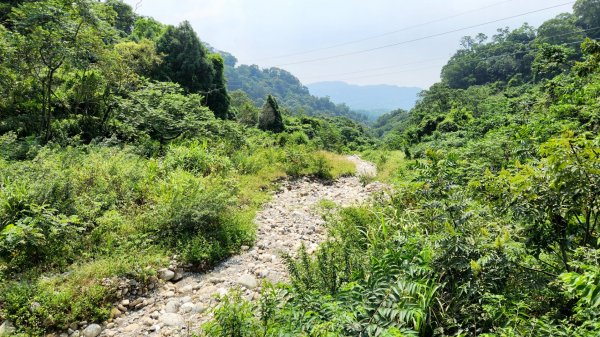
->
[99,157,384,337]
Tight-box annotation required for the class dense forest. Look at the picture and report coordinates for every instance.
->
[0,0,599,336]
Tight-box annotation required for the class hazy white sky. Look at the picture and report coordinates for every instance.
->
[123,0,575,89]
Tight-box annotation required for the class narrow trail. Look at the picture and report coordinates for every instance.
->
[99,157,385,337]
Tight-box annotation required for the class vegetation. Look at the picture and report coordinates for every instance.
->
[202,1,600,336]
[2,0,600,336]
[0,0,368,335]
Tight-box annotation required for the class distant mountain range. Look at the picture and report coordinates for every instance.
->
[307,81,422,116]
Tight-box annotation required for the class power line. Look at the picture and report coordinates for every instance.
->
[274,1,575,67]
[256,0,519,62]
[331,37,593,82]
[301,57,448,80]
[302,25,598,82]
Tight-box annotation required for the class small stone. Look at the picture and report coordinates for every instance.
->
[106,323,115,329]
[121,299,130,306]
[110,307,122,319]
[150,311,160,319]
[117,304,127,312]
[236,274,258,290]
[82,324,102,337]
[158,268,175,281]
[179,285,193,293]
[149,324,161,332]
[130,298,143,307]
[165,300,180,313]
[171,269,184,282]
[180,296,192,304]
[70,331,80,337]
[160,313,185,327]
[141,317,154,326]
[179,302,194,313]
[122,323,140,333]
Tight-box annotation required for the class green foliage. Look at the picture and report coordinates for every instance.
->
[114,81,214,143]
[258,95,285,133]
[0,204,83,272]
[201,289,260,337]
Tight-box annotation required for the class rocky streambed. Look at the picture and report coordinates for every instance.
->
[76,157,385,337]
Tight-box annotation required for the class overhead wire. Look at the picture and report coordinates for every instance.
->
[331,34,598,82]
[301,25,599,82]
[274,1,575,67]
[256,0,520,62]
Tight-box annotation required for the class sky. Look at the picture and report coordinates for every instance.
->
[123,0,576,89]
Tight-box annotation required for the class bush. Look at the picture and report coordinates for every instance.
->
[0,204,83,273]
[163,140,232,176]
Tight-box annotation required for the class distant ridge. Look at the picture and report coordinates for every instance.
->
[307,81,421,114]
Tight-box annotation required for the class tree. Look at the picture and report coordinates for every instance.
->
[205,53,232,120]
[105,0,136,36]
[532,44,575,81]
[10,0,110,141]
[154,21,213,93]
[114,81,214,144]
[258,95,284,133]
[230,90,259,127]
[131,16,166,42]
[536,13,585,46]
[574,0,600,39]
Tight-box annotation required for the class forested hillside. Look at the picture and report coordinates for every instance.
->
[201,1,600,337]
[223,60,370,122]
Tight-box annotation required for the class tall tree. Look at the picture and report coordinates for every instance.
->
[105,0,136,36]
[258,95,284,133]
[154,21,213,93]
[574,0,600,39]
[205,53,232,119]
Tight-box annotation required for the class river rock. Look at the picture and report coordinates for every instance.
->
[158,268,175,281]
[165,300,180,313]
[236,274,258,289]
[160,313,185,327]
[82,324,101,337]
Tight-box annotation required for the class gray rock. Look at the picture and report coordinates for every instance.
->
[158,268,175,281]
[141,317,154,326]
[82,324,102,337]
[179,302,195,313]
[179,284,193,293]
[122,323,140,333]
[171,269,184,282]
[165,300,180,313]
[236,274,258,289]
[160,313,185,327]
